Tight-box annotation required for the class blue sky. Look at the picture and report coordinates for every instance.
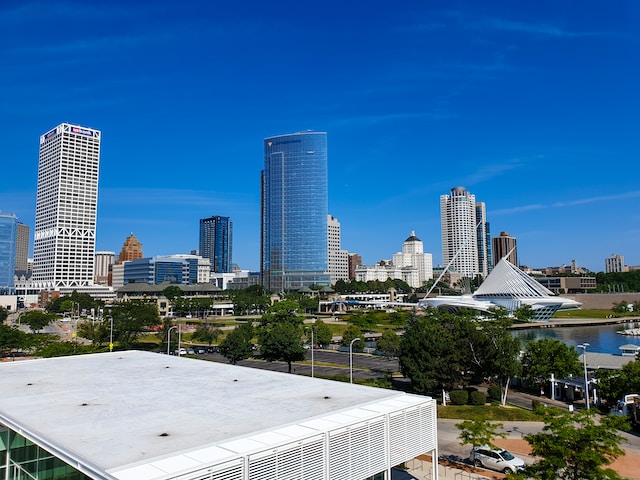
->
[1,1,638,273]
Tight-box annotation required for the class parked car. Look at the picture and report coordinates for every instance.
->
[470,446,525,474]
[195,347,206,354]
[207,346,219,353]
[186,348,196,355]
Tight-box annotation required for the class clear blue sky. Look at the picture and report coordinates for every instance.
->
[1,1,638,273]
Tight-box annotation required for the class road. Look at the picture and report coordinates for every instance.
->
[197,348,400,380]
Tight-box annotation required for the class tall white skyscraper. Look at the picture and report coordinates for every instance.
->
[440,186,479,278]
[32,123,101,289]
[328,214,349,283]
[392,231,433,287]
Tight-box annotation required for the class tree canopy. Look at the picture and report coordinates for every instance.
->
[521,338,582,389]
[456,418,507,450]
[518,408,628,480]
[597,357,640,406]
[399,310,520,397]
[219,322,254,364]
[109,301,160,349]
[258,300,306,373]
[20,311,56,333]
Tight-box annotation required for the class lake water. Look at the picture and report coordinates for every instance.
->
[511,320,640,355]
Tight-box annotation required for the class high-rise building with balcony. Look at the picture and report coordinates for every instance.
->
[199,215,233,273]
[261,132,330,291]
[440,186,480,278]
[492,231,518,267]
[32,123,101,289]
[0,212,17,294]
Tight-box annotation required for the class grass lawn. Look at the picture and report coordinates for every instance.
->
[553,309,613,319]
[437,404,542,421]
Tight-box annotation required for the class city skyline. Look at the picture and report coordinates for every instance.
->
[1,1,638,272]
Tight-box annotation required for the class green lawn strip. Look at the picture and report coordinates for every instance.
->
[437,404,541,421]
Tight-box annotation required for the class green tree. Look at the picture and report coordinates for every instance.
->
[162,285,183,301]
[513,304,536,322]
[0,305,8,322]
[309,318,332,347]
[521,339,582,391]
[612,301,630,315]
[399,311,477,394]
[341,324,363,349]
[20,310,56,333]
[598,357,640,406]
[476,319,522,406]
[0,323,29,355]
[518,408,628,480]
[376,329,401,359]
[76,319,110,346]
[192,324,223,345]
[258,300,306,373]
[219,322,254,364]
[109,301,160,349]
[456,418,507,450]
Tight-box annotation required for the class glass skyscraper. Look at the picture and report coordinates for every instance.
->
[0,212,17,295]
[199,215,233,273]
[261,132,330,291]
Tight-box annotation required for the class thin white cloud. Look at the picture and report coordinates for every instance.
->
[484,18,607,38]
[493,191,640,215]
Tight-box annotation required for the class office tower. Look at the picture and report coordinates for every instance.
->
[440,186,479,278]
[0,212,17,294]
[605,254,626,273]
[32,123,101,289]
[492,231,518,267]
[392,231,434,287]
[261,132,330,291]
[475,202,491,276]
[327,214,349,283]
[123,255,209,285]
[117,234,143,263]
[199,215,233,273]
[15,222,30,272]
[94,251,115,285]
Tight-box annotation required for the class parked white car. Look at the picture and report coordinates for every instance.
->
[470,445,525,474]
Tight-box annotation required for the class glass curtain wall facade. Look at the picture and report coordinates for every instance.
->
[261,132,330,291]
[0,425,92,480]
[0,213,17,294]
[475,202,492,277]
[32,124,101,290]
[199,216,233,273]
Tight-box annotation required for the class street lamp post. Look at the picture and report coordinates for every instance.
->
[177,323,182,356]
[167,326,178,355]
[349,337,361,384]
[109,314,114,352]
[579,343,590,409]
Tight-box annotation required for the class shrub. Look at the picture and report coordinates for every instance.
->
[449,389,469,405]
[487,384,501,401]
[469,391,487,406]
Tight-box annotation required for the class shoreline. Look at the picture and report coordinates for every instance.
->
[510,316,640,330]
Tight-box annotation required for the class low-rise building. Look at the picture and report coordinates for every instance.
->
[0,351,438,480]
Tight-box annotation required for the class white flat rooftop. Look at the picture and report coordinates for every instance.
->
[0,351,429,479]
